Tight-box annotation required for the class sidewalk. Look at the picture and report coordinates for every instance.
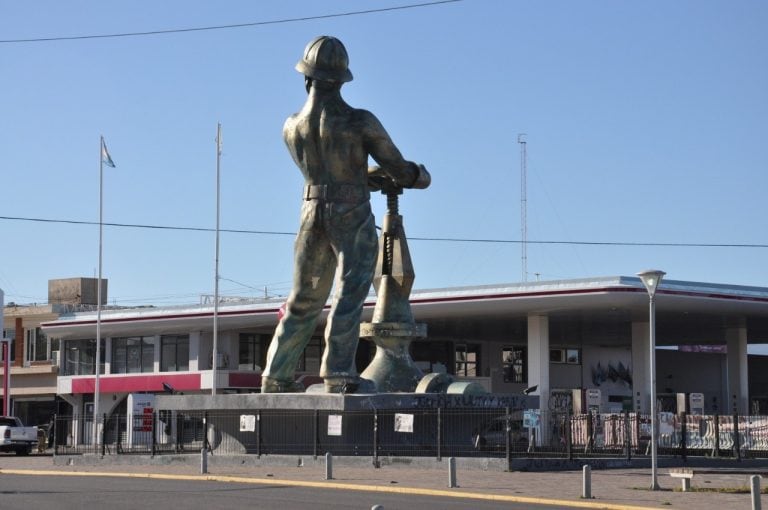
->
[1,454,765,510]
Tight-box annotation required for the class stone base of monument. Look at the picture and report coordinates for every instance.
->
[155,393,539,455]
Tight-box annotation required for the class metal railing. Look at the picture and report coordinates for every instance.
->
[49,410,768,460]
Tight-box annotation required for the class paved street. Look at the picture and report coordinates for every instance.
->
[0,473,587,510]
[0,454,765,510]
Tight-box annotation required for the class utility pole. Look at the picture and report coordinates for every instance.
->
[212,123,222,395]
[518,134,528,282]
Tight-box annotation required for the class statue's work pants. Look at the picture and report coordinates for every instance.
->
[262,197,378,385]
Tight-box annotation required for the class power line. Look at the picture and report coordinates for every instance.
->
[0,0,463,44]
[0,215,294,236]
[2,214,766,249]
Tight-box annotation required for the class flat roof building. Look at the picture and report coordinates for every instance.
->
[40,276,768,425]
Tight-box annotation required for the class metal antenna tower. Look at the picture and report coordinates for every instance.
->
[518,133,528,282]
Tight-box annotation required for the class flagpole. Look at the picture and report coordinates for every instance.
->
[212,123,221,395]
[94,136,104,445]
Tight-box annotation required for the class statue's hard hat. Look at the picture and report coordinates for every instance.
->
[296,36,353,83]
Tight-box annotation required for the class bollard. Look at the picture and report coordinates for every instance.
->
[751,475,761,510]
[582,465,592,499]
[200,447,208,474]
[325,452,333,480]
[448,457,457,488]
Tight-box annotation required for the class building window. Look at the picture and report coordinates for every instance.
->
[503,346,527,383]
[565,348,581,364]
[24,327,58,363]
[455,343,480,377]
[2,329,15,362]
[239,334,267,371]
[112,337,154,374]
[550,348,582,365]
[62,339,105,376]
[297,337,323,374]
[160,335,189,372]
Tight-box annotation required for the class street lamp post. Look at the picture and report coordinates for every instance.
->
[637,269,665,491]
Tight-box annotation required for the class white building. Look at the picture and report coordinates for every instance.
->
[41,276,768,431]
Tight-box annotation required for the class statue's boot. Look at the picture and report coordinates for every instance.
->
[260,377,305,393]
[324,376,376,394]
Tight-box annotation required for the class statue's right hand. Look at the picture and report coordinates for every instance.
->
[367,165,396,192]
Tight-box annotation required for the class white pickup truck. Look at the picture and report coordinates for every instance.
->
[0,416,39,455]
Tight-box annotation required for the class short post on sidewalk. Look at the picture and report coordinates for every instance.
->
[325,452,333,480]
[201,446,208,474]
[448,457,457,488]
[582,464,592,499]
[751,475,761,510]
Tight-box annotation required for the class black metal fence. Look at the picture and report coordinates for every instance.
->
[50,409,768,460]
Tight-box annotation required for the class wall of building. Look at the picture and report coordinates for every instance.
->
[656,350,726,413]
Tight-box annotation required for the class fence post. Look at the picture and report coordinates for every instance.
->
[680,412,687,461]
[372,409,380,468]
[585,412,593,454]
[101,413,106,457]
[313,409,319,460]
[566,410,573,461]
[203,411,209,452]
[734,413,741,461]
[175,413,181,453]
[505,407,511,470]
[255,410,261,457]
[750,475,761,510]
[116,414,121,454]
[624,410,631,461]
[152,411,157,457]
[52,413,57,456]
[582,464,592,499]
[528,427,537,454]
[713,414,720,457]
[436,407,442,462]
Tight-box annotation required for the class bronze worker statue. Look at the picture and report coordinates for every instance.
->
[261,36,430,393]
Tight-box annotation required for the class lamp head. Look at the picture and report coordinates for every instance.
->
[637,269,666,298]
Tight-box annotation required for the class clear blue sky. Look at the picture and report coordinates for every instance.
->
[1,0,766,307]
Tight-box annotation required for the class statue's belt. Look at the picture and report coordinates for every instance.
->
[303,184,369,202]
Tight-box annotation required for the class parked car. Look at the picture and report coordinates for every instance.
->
[472,414,528,450]
[0,416,39,455]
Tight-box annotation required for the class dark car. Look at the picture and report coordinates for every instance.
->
[472,414,528,450]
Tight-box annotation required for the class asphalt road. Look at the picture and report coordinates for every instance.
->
[0,474,579,510]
